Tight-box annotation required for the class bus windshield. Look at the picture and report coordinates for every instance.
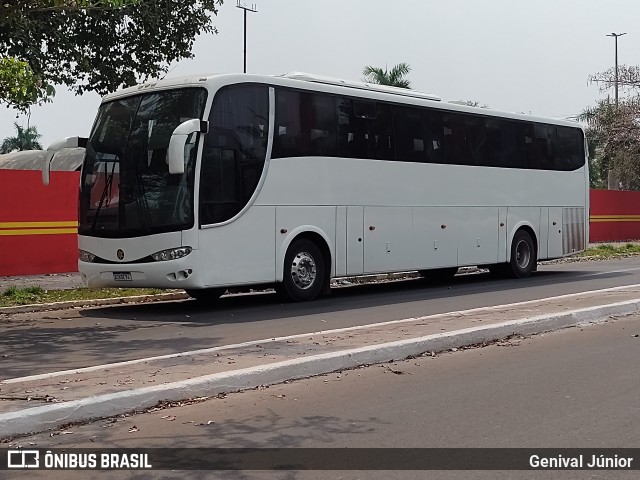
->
[79,88,207,238]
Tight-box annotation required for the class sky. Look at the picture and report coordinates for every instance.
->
[2,0,640,147]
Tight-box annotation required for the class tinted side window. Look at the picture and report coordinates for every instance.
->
[463,115,486,166]
[337,98,369,159]
[394,106,427,163]
[394,106,444,164]
[309,94,339,157]
[525,123,554,170]
[273,89,339,158]
[486,119,525,168]
[273,89,304,158]
[200,85,269,225]
[554,126,585,171]
[442,113,466,165]
[370,103,393,160]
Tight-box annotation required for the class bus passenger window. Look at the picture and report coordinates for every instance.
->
[273,90,338,158]
[442,113,466,166]
[200,85,269,225]
[486,119,525,168]
[554,126,585,171]
[308,94,338,157]
[526,123,554,170]
[370,103,393,161]
[393,106,425,163]
[338,98,369,159]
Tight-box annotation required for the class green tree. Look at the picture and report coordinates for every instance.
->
[587,65,640,189]
[362,63,412,89]
[0,57,55,112]
[0,0,223,110]
[0,122,43,153]
[578,98,640,190]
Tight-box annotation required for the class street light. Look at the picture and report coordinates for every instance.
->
[236,0,258,74]
[606,32,627,106]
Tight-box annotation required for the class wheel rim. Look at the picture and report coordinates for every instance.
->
[291,251,317,290]
[515,239,531,269]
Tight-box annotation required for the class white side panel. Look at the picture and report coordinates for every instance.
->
[198,206,276,286]
[457,207,500,266]
[364,207,413,273]
[413,207,458,268]
[548,207,564,258]
[539,207,549,259]
[257,159,587,211]
[346,206,364,275]
[498,207,508,263]
[275,206,336,279]
[506,207,541,260]
[335,206,347,277]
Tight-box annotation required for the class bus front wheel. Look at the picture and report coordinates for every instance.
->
[278,238,326,302]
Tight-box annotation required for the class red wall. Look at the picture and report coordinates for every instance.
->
[590,189,640,243]
[0,170,79,276]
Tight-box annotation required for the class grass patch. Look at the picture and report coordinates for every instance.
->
[0,286,167,308]
[581,243,640,258]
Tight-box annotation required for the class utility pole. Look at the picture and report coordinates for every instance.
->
[606,32,626,190]
[606,32,627,106]
[236,0,257,74]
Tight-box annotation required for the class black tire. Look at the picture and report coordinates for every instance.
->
[278,238,326,302]
[418,267,458,283]
[185,287,225,303]
[508,230,536,278]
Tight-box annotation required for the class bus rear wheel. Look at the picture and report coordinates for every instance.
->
[508,230,536,278]
[278,238,326,302]
[185,287,225,303]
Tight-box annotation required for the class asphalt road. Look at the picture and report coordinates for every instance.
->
[2,258,640,378]
[6,309,640,480]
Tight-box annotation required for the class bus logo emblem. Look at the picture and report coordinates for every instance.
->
[117,249,125,260]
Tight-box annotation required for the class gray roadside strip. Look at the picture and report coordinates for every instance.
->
[4,283,640,385]
[0,274,418,315]
[2,296,640,438]
[0,259,621,315]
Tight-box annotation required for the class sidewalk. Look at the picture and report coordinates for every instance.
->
[2,283,640,438]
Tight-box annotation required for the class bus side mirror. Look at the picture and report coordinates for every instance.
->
[42,136,88,185]
[167,119,208,175]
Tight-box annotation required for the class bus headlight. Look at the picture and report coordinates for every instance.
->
[151,246,192,262]
[78,249,96,263]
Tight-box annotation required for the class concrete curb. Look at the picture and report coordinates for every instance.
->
[2,298,638,438]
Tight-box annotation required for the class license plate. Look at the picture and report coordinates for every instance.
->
[113,272,132,281]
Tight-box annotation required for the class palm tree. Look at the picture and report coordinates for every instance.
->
[1,122,43,153]
[362,63,412,89]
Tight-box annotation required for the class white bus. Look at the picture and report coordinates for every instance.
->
[46,72,589,302]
